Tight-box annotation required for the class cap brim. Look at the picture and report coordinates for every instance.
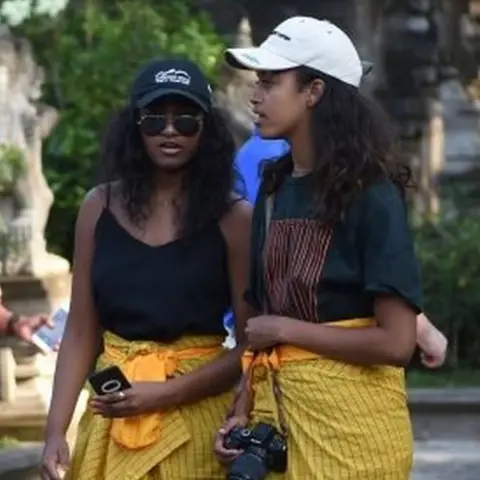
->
[136,89,209,111]
[225,47,298,71]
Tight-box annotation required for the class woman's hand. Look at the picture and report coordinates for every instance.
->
[40,433,70,480]
[418,327,448,368]
[13,314,52,343]
[416,314,448,368]
[214,383,252,466]
[90,382,173,417]
[214,414,249,466]
[245,315,294,350]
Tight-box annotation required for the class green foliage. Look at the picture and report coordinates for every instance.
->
[415,213,480,368]
[13,0,224,258]
[0,144,24,195]
[407,369,480,387]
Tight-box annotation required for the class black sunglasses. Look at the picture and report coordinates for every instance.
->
[137,113,202,137]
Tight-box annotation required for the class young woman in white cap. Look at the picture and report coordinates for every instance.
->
[40,58,252,480]
[215,16,434,479]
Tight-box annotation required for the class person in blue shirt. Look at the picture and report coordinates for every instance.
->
[235,128,289,202]
[223,129,447,367]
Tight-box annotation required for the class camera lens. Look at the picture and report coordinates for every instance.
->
[227,449,268,480]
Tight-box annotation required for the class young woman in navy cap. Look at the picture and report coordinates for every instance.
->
[41,58,252,480]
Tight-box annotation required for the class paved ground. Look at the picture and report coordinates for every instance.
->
[412,440,480,480]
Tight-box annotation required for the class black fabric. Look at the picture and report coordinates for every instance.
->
[92,209,230,342]
[246,175,423,322]
[131,58,212,111]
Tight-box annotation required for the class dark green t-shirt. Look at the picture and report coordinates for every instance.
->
[246,174,423,322]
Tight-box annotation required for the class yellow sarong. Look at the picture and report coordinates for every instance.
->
[242,318,413,480]
[67,332,233,480]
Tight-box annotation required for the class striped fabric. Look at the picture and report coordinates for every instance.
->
[249,350,413,479]
[264,219,332,322]
[67,334,233,480]
[249,218,413,479]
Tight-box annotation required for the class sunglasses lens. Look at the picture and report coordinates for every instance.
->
[139,116,167,136]
[173,116,201,137]
[138,114,201,137]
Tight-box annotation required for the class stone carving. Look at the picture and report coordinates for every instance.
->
[375,1,447,216]
[214,16,256,146]
[439,77,480,178]
[194,0,257,146]
[0,25,67,276]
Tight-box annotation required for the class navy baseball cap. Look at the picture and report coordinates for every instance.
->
[131,58,213,112]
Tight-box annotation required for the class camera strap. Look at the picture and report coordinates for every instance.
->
[260,193,289,437]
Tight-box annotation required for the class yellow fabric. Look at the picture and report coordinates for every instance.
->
[243,318,413,480]
[242,318,375,374]
[67,332,233,480]
[101,331,220,450]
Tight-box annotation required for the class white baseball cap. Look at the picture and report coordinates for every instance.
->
[225,17,363,88]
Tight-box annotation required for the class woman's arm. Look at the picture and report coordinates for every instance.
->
[274,294,417,366]
[247,181,421,367]
[162,199,254,406]
[45,188,104,437]
[253,308,443,368]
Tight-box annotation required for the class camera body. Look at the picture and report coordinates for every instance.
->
[224,422,287,480]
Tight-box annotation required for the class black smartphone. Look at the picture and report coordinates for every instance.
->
[88,365,131,395]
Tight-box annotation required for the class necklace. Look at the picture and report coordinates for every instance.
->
[291,168,312,178]
[153,196,180,208]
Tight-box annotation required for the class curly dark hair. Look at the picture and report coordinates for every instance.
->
[262,67,413,224]
[99,104,244,236]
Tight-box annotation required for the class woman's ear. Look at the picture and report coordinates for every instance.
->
[307,79,325,107]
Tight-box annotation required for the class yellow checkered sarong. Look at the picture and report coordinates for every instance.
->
[243,318,413,480]
[66,331,233,480]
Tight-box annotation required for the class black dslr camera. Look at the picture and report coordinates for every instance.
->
[224,422,287,480]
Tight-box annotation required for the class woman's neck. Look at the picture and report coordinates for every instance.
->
[152,171,184,203]
[289,124,314,175]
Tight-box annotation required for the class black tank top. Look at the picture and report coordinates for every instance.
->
[91,207,231,343]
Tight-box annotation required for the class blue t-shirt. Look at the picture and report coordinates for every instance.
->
[235,131,289,203]
[224,131,290,336]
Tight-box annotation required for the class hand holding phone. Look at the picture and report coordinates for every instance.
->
[31,307,68,354]
[88,365,131,396]
[89,378,167,423]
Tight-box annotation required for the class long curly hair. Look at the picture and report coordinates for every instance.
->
[262,67,413,224]
[99,104,244,236]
